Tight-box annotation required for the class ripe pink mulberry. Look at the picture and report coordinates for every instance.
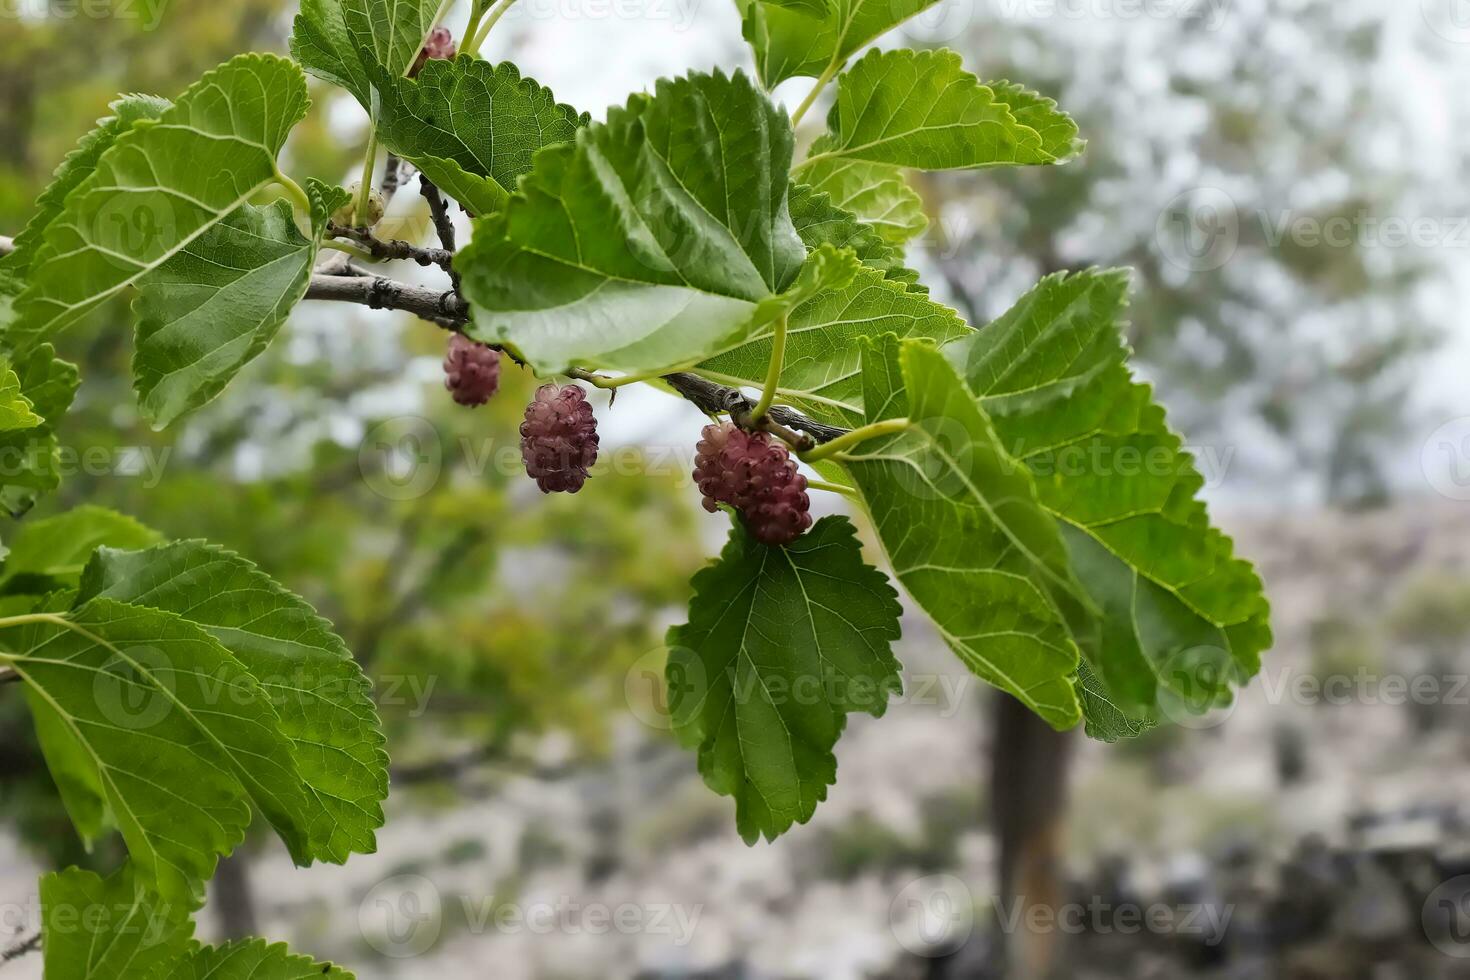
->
[410,27,456,77]
[693,422,812,545]
[520,384,599,493]
[443,334,501,406]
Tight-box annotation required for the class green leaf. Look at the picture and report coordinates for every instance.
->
[1076,659,1154,742]
[409,157,508,216]
[2,599,309,905]
[0,344,80,516]
[374,57,587,199]
[1,506,159,587]
[11,54,310,346]
[0,363,42,433]
[841,336,1082,729]
[457,69,817,375]
[77,541,388,864]
[697,267,969,428]
[41,864,193,980]
[951,269,1270,725]
[667,515,902,843]
[41,874,351,980]
[307,178,354,230]
[131,199,320,429]
[291,0,444,110]
[798,49,1082,172]
[2,95,172,278]
[788,182,921,290]
[737,0,942,88]
[176,939,354,979]
[799,157,927,245]
[765,0,831,14]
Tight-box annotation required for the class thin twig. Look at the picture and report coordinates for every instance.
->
[305,273,468,324]
[327,224,454,270]
[381,153,404,202]
[418,176,461,290]
[660,372,840,448]
[1,932,40,962]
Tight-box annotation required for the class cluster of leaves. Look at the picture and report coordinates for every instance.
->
[0,0,1271,970]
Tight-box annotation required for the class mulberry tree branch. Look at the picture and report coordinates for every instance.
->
[2,932,40,963]
[327,224,454,270]
[303,271,848,445]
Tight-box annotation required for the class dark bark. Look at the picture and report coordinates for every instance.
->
[990,691,1074,980]
[211,851,259,941]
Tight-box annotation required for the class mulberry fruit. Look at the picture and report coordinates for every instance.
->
[693,422,812,546]
[410,27,456,77]
[520,384,599,493]
[443,334,501,406]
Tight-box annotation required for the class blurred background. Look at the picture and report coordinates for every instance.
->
[2,0,1470,977]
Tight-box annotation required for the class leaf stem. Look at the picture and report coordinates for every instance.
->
[462,0,488,48]
[568,366,669,390]
[357,122,379,227]
[274,170,313,224]
[751,310,787,420]
[790,57,840,129]
[799,418,910,461]
[322,240,378,263]
[806,478,857,498]
[469,0,518,53]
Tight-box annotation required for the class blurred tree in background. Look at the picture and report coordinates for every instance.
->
[908,0,1451,507]
[0,0,707,938]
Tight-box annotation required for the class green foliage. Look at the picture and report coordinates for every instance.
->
[799,49,1082,172]
[373,56,587,198]
[950,270,1270,725]
[131,199,323,428]
[12,54,309,345]
[40,864,194,979]
[457,69,824,374]
[787,183,923,290]
[41,864,354,979]
[842,335,1083,728]
[175,939,355,978]
[738,0,942,88]
[697,267,968,427]
[1,95,172,278]
[0,506,159,584]
[77,541,389,863]
[0,4,1275,969]
[291,0,445,110]
[667,515,902,842]
[799,157,927,245]
[0,344,79,516]
[0,362,42,433]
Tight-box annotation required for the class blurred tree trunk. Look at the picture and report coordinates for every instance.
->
[990,691,1073,979]
[212,851,259,940]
